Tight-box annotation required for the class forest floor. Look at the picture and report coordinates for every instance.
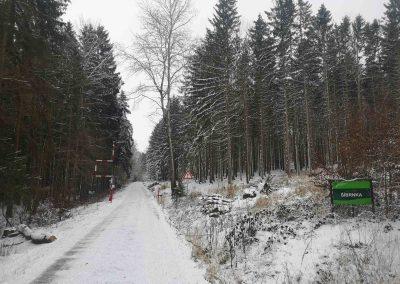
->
[0,182,206,284]
[1,176,400,284]
[151,171,400,283]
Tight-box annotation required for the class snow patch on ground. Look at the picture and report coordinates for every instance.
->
[152,173,400,283]
[1,193,123,283]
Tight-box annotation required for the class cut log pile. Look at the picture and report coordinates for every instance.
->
[201,194,232,217]
[1,224,57,244]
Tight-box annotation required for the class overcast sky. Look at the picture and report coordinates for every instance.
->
[64,0,386,152]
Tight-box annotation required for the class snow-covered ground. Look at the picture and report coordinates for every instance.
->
[2,176,399,284]
[0,182,206,284]
[153,172,400,283]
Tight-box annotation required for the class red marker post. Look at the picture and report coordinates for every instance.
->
[109,177,115,202]
[93,142,116,203]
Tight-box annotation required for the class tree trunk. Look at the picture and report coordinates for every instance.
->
[323,55,332,166]
[14,92,23,152]
[260,109,266,177]
[242,89,252,183]
[209,145,214,183]
[165,22,177,191]
[227,134,233,184]
[224,91,233,184]
[0,0,14,72]
[236,145,240,181]
[283,87,292,175]
[295,132,300,174]
[304,85,313,170]
[166,106,177,190]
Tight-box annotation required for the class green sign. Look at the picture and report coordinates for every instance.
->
[331,180,373,206]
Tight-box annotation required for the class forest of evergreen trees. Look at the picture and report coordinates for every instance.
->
[147,0,400,190]
[0,0,133,220]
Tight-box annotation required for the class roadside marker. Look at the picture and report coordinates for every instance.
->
[93,142,116,203]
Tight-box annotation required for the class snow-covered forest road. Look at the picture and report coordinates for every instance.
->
[1,183,206,284]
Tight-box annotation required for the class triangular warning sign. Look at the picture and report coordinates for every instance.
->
[183,171,194,180]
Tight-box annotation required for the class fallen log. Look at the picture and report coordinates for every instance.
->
[17,224,33,239]
[31,232,57,244]
[17,224,57,244]
[2,227,20,238]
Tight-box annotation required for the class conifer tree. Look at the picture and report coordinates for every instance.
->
[314,4,334,165]
[249,15,275,176]
[236,41,253,182]
[267,0,297,174]
[211,0,241,183]
[382,0,400,103]
[294,0,319,170]
[352,15,366,111]
[364,20,382,106]
[0,3,134,217]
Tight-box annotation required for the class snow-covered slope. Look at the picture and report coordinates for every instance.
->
[154,172,400,283]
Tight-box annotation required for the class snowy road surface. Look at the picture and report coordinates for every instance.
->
[1,183,206,284]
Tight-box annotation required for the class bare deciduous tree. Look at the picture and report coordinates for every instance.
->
[124,0,193,191]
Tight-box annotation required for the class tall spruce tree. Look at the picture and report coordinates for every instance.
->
[314,4,334,165]
[382,0,400,103]
[267,0,297,174]
[249,15,276,176]
[352,15,366,111]
[236,40,253,183]
[185,0,241,183]
[336,17,356,128]
[294,0,320,170]
[211,0,241,183]
[364,20,383,106]
[146,98,187,182]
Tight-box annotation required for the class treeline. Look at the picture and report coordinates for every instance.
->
[0,0,133,219]
[147,0,400,186]
[147,98,188,181]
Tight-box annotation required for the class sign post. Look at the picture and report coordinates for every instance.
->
[93,142,116,203]
[182,171,194,191]
[329,179,375,213]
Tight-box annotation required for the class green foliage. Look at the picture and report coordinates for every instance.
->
[147,98,187,181]
[167,0,400,185]
[0,1,133,218]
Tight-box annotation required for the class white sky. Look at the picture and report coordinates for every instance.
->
[64,0,386,153]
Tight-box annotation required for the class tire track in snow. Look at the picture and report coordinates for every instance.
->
[30,182,206,284]
[31,198,126,284]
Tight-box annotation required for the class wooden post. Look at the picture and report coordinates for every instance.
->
[93,141,116,202]
[329,180,334,213]
[370,178,375,213]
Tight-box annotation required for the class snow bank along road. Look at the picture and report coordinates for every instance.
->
[1,183,206,284]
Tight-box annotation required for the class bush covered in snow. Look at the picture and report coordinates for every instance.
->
[154,172,400,283]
